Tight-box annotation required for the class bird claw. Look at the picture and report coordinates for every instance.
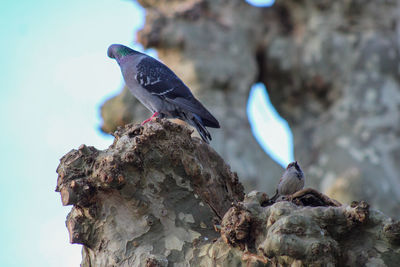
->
[141,118,151,125]
[141,112,159,125]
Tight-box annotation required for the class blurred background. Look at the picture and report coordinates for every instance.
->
[2,0,400,266]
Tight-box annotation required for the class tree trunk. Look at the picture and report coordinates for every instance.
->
[100,0,283,194]
[258,0,400,218]
[100,0,400,218]
[56,120,400,266]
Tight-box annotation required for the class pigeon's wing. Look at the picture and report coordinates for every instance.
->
[136,57,220,128]
[135,57,193,98]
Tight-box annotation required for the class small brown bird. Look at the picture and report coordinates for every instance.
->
[270,161,305,202]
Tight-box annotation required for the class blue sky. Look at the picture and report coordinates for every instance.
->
[0,0,289,266]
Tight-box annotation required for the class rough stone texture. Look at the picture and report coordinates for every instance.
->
[101,0,400,218]
[56,120,400,266]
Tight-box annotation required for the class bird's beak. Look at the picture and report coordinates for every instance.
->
[107,46,116,59]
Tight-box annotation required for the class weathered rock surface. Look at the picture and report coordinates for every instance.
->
[56,120,400,266]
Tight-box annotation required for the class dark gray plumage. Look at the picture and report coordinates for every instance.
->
[107,44,220,143]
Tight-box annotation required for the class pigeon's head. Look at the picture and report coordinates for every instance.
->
[107,44,135,62]
[285,161,304,180]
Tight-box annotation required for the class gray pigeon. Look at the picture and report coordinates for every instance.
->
[107,44,220,143]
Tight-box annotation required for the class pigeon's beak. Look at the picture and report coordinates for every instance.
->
[107,45,116,59]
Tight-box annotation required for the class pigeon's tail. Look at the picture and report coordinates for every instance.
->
[201,114,220,128]
[167,97,220,129]
[189,114,212,144]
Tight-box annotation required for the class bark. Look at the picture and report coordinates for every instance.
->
[258,0,400,218]
[56,120,400,266]
[100,0,283,193]
[56,120,244,266]
[100,0,400,218]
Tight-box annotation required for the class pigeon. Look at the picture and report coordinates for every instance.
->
[107,44,220,143]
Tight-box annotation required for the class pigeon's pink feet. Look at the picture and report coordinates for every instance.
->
[141,112,159,125]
